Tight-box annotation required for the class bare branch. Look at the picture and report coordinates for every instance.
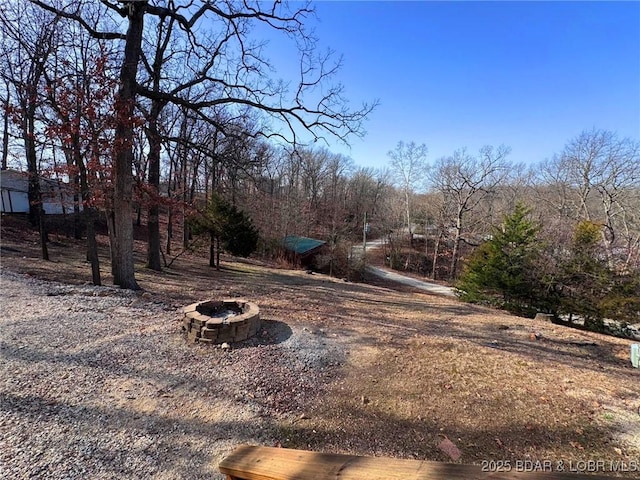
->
[29,0,126,40]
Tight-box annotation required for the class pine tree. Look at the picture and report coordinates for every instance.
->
[456,203,541,314]
[191,194,258,268]
[557,221,612,331]
[222,205,259,258]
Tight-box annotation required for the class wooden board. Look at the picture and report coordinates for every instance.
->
[219,445,622,480]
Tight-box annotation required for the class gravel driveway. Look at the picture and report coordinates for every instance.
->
[0,269,344,479]
[365,266,456,297]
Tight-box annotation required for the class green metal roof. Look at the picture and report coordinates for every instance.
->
[283,235,326,255]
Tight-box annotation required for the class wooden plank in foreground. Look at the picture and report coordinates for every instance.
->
[219,445,622,480]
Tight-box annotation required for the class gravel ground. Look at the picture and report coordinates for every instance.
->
[0,269,345,479]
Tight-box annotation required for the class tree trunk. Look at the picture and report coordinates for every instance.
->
[182,209,190,250]
[424,221,429,277]
[432,232,441,280]
[166,208,173,256]
[2,85,9,170]
[209,231,215,267]
[72,183,82,240]
[85,207,101,285]
[216,235,221,270]
[76,139,101,286]
[165,147,174,257]
[110,2,147,290]
[63,145,83,240]
[147,201,161,270]
[182,151,190,250]
[38,208,49,261]
[177,108,190,251]
[145,102,162,271]
[405,189,411,242]
[23,109,49,260]
[25,125,41,227]
[105,209,117,273]
[450,211,463,279]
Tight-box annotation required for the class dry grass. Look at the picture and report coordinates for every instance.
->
[2,215,639,476]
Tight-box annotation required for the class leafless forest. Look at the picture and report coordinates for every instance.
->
[1,1,638,329]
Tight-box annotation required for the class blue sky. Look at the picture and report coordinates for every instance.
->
[269,1,640,169]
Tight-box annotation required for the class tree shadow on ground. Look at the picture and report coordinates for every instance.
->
[0,390,277,480]
[421,320,638,375]
[275,406,639,478]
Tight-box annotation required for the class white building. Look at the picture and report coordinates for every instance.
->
[0,169,79,214]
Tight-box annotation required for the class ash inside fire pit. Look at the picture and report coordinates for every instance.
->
[196,301,242,319]
[183,299,260,344]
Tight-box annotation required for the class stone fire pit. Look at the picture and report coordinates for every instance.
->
[182,299,260,344]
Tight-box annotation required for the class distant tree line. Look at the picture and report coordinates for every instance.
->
[383,133,639,332]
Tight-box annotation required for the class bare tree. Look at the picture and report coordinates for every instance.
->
[30,0,375,289]
[549,129,640,270]
[347,167,389,233]
[1,77,10,170]
[387,141,428,247]
[42,35,118,285]
[0,1,61,260]
[430,145,511,278]
[322,151,353,235]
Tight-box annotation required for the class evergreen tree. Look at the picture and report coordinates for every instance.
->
[191,194,259,268]
[456,202,541,314]
[557,221,612,331]
[599,273,640,330]
[222,205,259,258]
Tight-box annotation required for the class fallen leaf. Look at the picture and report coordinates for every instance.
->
[569,441,584,450]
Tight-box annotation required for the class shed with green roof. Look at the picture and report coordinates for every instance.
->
[282,235,327,266]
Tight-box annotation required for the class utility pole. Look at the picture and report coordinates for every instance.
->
[363,212,367,253]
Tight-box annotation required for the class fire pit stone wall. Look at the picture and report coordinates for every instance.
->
[182,299,260,344]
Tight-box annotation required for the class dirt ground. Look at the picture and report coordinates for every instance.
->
[1,215,639,477]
